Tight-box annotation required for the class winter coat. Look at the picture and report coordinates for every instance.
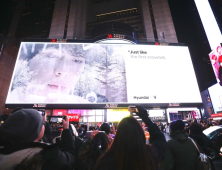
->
[93,114,167,170]
[189,133,213,155]
[163,130,198,170]
[0,129,75,170]
[77,138,107,170]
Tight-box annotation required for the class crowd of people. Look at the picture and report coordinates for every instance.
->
[0,106,221,170]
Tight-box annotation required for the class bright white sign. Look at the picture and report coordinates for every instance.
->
[194,0,222,50]
[208,83,222,113]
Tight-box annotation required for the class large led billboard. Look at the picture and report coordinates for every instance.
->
[195,0,222,50]
[208,82,222,113]
[209,44,222,81]
[6,42,202,108]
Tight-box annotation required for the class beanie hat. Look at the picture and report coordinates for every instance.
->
[0,109,43,143]
[170,120,185,132]
[100,123,110,135]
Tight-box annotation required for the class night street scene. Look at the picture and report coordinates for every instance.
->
[0,0,222,170]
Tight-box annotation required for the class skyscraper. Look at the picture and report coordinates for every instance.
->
[49,0,178,43]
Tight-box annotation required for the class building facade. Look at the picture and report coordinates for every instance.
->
[49,0,178,43]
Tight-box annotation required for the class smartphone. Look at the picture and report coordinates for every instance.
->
[49,116,63,124]
[62,116,66,120]
[129,106,139,114]
[38,110,45,116]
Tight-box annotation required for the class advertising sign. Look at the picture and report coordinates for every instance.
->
[208,82,222,113]
[195,0,222,49]
[211,113,222,118]
[209,45,222,81]
[6,42,202,108]
[148,109,167,122]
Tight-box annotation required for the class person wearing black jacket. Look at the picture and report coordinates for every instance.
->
[163,120,198,170]
[93,105,167,170]
[0,109,75,170]
[189,123,213,156]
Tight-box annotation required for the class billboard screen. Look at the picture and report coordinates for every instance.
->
[209,45,222,81]
[6,42,202,108]
[194,0,222,50]
[208,82,222,113]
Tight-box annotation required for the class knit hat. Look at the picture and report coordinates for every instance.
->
[0,109,43,143]
[170,120,185,132]
[100,123,110,135]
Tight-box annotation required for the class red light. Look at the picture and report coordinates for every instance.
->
[155,42,160,45]
[51,39,56,42]
[107,34,113,38]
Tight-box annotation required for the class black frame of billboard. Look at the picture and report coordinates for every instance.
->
[5,103,203,109]
[5,39,200,109]
[23,38,186,46]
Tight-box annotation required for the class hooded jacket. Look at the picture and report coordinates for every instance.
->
[163,130,198,170]
[0,129,75,170]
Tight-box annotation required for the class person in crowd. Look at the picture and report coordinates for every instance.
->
[163,120,198,170]
[93,105,167,170]
[78,125,87,138]
[41,113,52,143]
[78,124,83,134]
[0,109,75,170]
[70,123,79,137]
[165,123,170,134]
[207,118,213,127]
[203,121,208,129]
[185,124,190,134]
[109,125,116,139]
[219,119,222,125]
[100,123,113,143]
[189,123,213,156]
[220,147,222,157]
[78,130,110,170]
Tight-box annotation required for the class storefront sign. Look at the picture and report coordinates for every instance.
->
[33,104,47,108]
[53,109,67,116]
[105,104,118,108]
[109,108,128,112]
[169,103,180,107]
[67,114,80,122]
[211,113,222,117]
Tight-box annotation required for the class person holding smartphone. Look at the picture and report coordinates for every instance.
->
[0,110,75,170]
[93,105,167,170]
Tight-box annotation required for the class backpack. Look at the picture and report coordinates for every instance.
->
[188,137,213,170]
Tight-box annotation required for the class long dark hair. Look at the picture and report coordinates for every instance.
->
[79,132,109,170]
[94,117,156,170]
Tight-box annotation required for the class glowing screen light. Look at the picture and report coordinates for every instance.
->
[194,0,222,50]
[6,42,202,106]
[208,83,222,113]
[107,109,130,122]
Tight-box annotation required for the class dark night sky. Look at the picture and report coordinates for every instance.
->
[168,0,217,92]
